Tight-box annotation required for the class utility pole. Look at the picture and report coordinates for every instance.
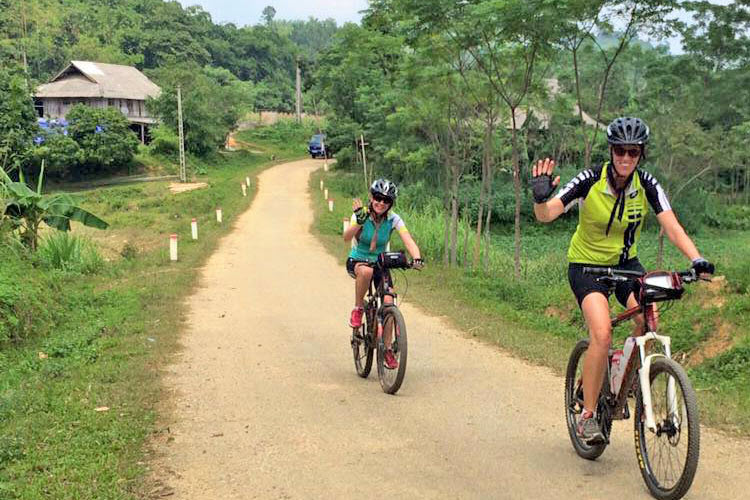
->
[20,0,29,75]
[177,85,187,183]
[359,134,369,190]
[295,58,302,123]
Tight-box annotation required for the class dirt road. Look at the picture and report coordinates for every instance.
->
[153,158,750,499]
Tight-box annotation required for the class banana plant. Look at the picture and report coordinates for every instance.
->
[1,161,108,251]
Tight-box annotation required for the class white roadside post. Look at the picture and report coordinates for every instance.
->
[245,176,250,187]
[324,188,328,200]
[169,234,178,261]
[323,141,329,172]
[328,199,334,212]
[241,183,247,196]
[343,217,350,234]
[191,218,198,240]
[320,179,324,191]
[216,208,223,223]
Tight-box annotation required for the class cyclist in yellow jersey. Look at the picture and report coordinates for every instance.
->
[531,117,714,443]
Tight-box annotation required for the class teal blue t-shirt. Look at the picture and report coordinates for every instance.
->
[348,212,408,262]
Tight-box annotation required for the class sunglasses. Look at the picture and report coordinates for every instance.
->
[372,194,393,204]
[613,145,641,158]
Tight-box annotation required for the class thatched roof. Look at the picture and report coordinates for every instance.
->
[35,61,161,100]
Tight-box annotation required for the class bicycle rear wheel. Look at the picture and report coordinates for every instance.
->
[377,306,407,394]
[564,339,612,460]
[352,306,374,378]
[634,357,699,500]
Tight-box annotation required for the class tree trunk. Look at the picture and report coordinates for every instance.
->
[450,160,460,267]
[572,47,591,166]
[656,228,665,268]
[443,159,451,266]
[473,116,492,268]
[511,107,522,280]
[483,144,496,274]
[462,193,470,268]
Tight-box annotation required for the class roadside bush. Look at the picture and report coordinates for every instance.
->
[706,200,750,231]
[0,248,56,342]
[30,105,139,179]
[245,117,318,146]
[31,133,81,179]
[66,105,139,175]
[38,233,105,274]
[148,124,179,157]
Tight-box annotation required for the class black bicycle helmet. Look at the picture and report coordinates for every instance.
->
[606,117,650,145]
[370,178,398,201]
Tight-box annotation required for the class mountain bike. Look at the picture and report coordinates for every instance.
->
[565,267,705,500]
[350,251,417,394]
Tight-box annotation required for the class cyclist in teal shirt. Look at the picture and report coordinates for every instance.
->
[343,179,423,356]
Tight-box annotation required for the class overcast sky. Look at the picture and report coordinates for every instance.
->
[178,0,369,27]
[178,0,734,54]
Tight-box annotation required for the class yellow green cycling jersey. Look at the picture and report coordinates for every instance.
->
[555,165,672,266]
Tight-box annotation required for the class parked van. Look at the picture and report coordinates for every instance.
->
[308,134,331,159]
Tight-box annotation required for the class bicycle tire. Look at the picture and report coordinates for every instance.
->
[352,307,374,378]
[634,357,700,500]
[564,339,612,460]
[377,306,407,394]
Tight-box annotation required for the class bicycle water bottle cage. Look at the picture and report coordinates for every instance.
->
[378,251,409,269]
[636,271,685,303]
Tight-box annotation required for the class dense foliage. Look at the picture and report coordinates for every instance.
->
[0,67,37,172]
[0,0,341,172]
[310,0,750,252]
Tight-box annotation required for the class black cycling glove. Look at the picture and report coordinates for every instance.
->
[531,174,556,203]
[691,258,715,275]
[353,206,368,225]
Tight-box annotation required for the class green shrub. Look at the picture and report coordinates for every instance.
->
[691,343,750,388]
[31,133,81,179]
[0,248,56,342]
[148,124,180,157]
[38,233,105,274]
[243,117,319,145]
[66,104,139,174]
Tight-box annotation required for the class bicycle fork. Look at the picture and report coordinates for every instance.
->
[636,332,679,433]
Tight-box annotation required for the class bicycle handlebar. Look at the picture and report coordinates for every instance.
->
[582,267,703,283]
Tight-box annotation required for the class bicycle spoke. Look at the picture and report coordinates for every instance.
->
[635,357,699,499]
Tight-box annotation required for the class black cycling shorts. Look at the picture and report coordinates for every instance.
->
[568,258,645,308]
[346,258,391,290]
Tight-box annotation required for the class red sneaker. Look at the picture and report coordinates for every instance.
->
[384,349,399,370]
[349,307,364,328]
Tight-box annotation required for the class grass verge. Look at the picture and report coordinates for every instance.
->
[0,128,306,498]
[310,168,750,436]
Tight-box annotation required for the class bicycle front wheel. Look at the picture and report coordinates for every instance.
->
[634,357,700,500]
[377,306,407,394]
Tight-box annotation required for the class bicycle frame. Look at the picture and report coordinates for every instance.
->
[361,263,398,337]
[609,302,677,433]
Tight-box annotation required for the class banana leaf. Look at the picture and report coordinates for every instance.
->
[39,194,109,231]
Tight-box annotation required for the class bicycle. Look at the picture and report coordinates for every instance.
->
[565,267,705,500]
[350,251,417,394]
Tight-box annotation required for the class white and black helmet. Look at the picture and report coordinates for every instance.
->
[370,178,398,201]
[606,117,650,145]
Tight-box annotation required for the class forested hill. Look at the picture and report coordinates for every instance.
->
[0,0,339,111]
